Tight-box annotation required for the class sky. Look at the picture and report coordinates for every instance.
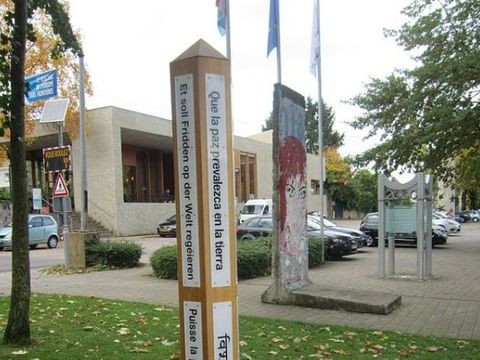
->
[68,0,413,157]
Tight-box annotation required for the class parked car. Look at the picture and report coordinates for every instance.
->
[452,212,469,223]
[433,211,461,234]
[238,199,272,224]
[308,215,372,247]
[0,214,59,250]
[359,212,448,246]
[462,210,480,222]
[236,215,357,259]
[157,215,177,237]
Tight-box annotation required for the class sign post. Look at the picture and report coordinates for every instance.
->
[25,69,57,103]
[170,40,239,359]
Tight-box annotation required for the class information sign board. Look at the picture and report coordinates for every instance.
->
[25,69,57,102]
[43,146,71,173]
[386,206,417,233]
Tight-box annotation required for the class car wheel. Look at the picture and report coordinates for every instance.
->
[0,246,3,251]
[473,217,479,222]
[459,217,465,223]
[29,244,37,250]
[47,236,58,249]
[241,233,256,240]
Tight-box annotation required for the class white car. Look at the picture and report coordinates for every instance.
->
[433,212,461,234]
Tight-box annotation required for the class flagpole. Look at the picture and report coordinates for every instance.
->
[314,0,324,240]
[275,0,281,84]
[225,0,231,60]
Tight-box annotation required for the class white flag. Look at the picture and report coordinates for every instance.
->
[310,0,320,76]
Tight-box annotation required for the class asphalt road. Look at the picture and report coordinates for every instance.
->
[0,234,176,273]
[0,245,66,272]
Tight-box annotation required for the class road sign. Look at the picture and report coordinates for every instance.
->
[43,146,71,173]
[53,173,69,197]
[52,196,72,213]
[25,69,57,103]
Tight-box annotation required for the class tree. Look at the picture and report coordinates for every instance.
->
[324,147,352,211]
[349,0,480,185]
[1,0,81,344]
[305,97,344,154]
[261,97,344,153]
[349,169,377,214]
[1,0,92,153]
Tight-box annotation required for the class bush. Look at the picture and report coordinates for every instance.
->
[150,245,178,279]
[308,236,324,268]
[237,237,271,280]
[150,235,325,280]
[86,238,142,268]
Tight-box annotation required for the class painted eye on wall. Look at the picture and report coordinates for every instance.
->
[286,184,295,198]
[298,186,307,199]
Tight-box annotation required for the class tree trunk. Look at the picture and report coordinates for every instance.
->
[3,0,31,345]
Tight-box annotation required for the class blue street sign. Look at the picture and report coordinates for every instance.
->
[25,69,58,103]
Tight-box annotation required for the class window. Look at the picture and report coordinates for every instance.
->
[123,166,136,202]
[310,179,320,195]
[43,217,54,226]
[29,217,42,228]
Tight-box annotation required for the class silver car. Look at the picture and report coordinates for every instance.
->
[0,214,59,250]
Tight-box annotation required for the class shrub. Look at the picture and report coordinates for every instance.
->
[308,236,324,268]
[150,235,325,280]
[86,238,142,268]
[150,245,178,279]
[237,237,271,280]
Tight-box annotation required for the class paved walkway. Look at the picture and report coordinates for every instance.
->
[0,221,479,340]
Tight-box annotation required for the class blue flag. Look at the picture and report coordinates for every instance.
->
[216,0,226,36]
[267,0,278,56]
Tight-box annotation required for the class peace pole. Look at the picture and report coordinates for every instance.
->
[170,39,239,360]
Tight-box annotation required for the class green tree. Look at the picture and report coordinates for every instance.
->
[349,169,377,214]
[349,0,480,184]
[261,112,273,132]
[1,0,81,344]
[305,97,344,154]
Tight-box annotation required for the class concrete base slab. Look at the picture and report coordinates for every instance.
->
[289,284,401,315]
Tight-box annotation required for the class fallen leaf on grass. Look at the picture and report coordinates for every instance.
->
[328,338,344,343]
[11,350,28,355]
[240,353,253,359]
[161,339,176,346]
[278,344,290,350]
[130,347,149,353]
[427,346,442,352]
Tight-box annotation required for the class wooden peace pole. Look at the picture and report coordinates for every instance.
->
[170,39,239,360]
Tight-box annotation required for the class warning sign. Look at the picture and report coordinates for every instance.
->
[53,173,69,197]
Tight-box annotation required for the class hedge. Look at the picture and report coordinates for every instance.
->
[86,237,142,268]
[150,236,324,280]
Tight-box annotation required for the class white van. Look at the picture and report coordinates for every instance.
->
[238,199,272,224]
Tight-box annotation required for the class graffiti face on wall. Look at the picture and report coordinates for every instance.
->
[278,135,308,290]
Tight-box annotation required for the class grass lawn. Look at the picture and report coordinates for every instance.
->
[0,294,479,359]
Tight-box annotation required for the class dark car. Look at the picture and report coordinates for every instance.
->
[459,210,479,223]
[236,215,357,259]
[359,212,448,246]
[308,215,372,247]
[157,215,176,237]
